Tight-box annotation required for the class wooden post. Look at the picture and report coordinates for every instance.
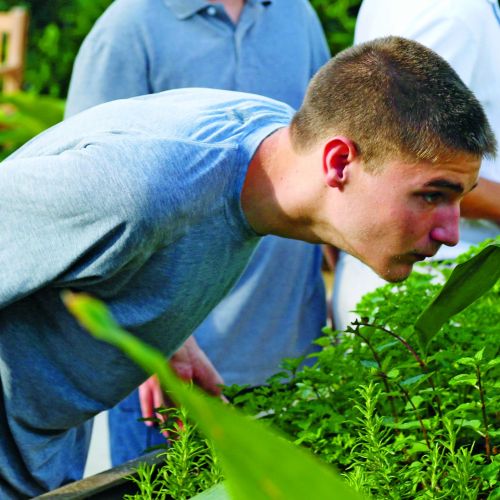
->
[0,7,29,93]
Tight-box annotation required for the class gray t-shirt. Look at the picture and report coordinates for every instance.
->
[0,88,290,497]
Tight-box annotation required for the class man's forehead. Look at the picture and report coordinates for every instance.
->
[385,154,481,186]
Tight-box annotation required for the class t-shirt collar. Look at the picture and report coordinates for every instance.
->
[162,0,274,20]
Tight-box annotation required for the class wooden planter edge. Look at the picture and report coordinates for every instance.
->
[34,450,165,499]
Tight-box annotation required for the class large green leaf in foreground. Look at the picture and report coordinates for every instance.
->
[64,292,363,500]
[415,243,500,352]
[193,482,231,499]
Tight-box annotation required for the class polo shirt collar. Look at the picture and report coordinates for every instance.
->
[162,0,274,20]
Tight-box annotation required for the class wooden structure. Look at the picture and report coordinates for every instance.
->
[34,451,166,499]
[0,7,28,93]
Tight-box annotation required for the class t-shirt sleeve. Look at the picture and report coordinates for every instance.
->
[65,3,151,117]
[0,148,155,309]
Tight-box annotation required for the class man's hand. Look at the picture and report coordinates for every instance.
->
[169,335,224,396]
[138,336,224,426]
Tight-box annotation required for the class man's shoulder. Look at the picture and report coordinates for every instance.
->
[269,0,322,21]
[92,0,172,32]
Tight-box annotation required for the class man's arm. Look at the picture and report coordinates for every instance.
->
[461,178,500,224]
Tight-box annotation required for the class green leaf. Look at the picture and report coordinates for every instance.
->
[392,420,426,430]
[474,347,485,362]
[456,357,477,367]
[63,292,364,500]
[409,395,425,408]
[448,373,477,387]
[485,358,500,370]
[407,442,429,454]
[414,243,500,352]
[192,482,232,499]
[360,360,378,369]
[400,373,432,387]
[458,419,482,430]
[446,402,480,414]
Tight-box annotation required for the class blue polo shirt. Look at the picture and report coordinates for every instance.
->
[66,0,330,388]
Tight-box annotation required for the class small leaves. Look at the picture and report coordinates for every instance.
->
[65,237,499,499]
[474,348,485,362]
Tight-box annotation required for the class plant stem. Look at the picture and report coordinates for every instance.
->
[476,365,491,458]
[396,382,430,450]
[356,321,444,419]
[351,326,399,424]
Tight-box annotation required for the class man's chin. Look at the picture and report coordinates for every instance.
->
[376,262,414,283]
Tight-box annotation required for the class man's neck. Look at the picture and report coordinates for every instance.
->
[209,0,245,24]
[241,128,331,244]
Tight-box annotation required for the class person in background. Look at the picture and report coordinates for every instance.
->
[333,0,500,331]
[66,0,330,466]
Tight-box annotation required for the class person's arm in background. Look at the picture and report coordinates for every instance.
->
[65,1,151,117]
[461,177,500,224]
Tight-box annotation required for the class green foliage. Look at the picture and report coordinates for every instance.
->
[64,292,364,500]
[0,0,112,97]
[63,240,499,498]
[125,406,223,500]
[0,92,64,159]
[226,240,500,499]
[310,0,361,55]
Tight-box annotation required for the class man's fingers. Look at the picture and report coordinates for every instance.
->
[170,335,225,397]
[151,377,170,423]
[138,376,156,426]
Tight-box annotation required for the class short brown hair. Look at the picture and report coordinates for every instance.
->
[291,36,497,170]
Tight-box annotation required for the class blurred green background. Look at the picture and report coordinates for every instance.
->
[0,0,361,157]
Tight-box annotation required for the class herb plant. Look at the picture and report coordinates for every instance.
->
[125,406,223,500]
[66,240,500,499]
[228,240,500,498]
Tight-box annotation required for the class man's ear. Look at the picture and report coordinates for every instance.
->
[323,136,358,188]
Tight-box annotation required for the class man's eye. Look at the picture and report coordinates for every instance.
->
[421,192,444,204]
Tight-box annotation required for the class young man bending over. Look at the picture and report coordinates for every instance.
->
[0,36,495,497]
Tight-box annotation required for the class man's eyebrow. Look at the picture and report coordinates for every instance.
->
[423,179,465,193]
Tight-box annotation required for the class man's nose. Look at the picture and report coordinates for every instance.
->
[429,204,460,247]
